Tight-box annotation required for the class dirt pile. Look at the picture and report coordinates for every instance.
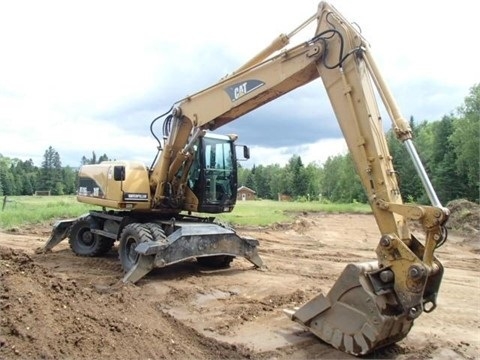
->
[0,246,253,360]
[446,199,479,234]
[445,199,479,254]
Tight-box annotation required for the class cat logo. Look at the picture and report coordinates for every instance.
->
[234,82,248,100]
[225,79,265,102]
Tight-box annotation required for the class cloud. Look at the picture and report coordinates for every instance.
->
[0,0,478,169]
[221,89,342,148]
[247,138,348,168]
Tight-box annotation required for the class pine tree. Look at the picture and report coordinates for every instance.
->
[38,146,63,194]
[284,155,308,198]
[98,153,110,163]
[245,165,256,190]
[81,152,111,165]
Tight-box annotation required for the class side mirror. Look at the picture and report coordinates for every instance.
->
[236,145,250,160]
[243,145,250,160]
[113,165,125,181]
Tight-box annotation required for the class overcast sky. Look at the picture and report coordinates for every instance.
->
[0,1,478,169]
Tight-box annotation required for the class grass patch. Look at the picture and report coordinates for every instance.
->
[216,200,371,226]
[0,196,371,230]
[0,196,98,229]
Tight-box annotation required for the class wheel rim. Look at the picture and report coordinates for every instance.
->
[78,228,94,247]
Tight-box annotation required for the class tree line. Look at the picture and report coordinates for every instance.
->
[0,150,110,196]
[238,84,479,204]
[0,84,478,203]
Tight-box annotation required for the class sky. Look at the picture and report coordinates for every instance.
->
[0,0,478,169]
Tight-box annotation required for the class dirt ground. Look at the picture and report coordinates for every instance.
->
[0,207,479,359]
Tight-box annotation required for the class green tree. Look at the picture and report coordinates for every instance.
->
[9,160,29,195]
[304,163,322,201]
[245,165,256,190]
[81,151,111,165]
[252,165,271,199]
[16,159,38,195]
[13,167,24,196]
[429,115,463,203]
[267,164,284,200]
[284,155,308,198]
[321,155,343,201]
[0,155,14,195]
[276,164,293,197]
[63,166,78,194]
[38,146,63,194]
[0,167,15,195]
[450,84,480,202]
[387,117,423,202]
[320,154,365,203]
[294,156,308,198]
[22,176,34,195]
[237,164,249,187]
[98,153,110,163]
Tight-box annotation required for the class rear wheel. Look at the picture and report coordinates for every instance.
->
[118,223,153,273]
[68,217,114,256]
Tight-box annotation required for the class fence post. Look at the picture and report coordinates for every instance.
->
[2,196,7,211]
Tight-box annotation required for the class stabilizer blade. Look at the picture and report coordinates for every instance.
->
[35,218,77,253]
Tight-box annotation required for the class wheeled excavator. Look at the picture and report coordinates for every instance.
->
[40,2,449,356]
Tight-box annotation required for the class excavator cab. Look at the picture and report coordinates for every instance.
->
[189,133,236,212]
[187,132,248,213]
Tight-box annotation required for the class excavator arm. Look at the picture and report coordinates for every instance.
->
[314,0,449,312]
[286,3,449,354]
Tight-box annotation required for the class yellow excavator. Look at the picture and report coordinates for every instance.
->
[40,2,449,356]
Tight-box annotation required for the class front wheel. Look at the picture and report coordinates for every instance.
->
[118,223,153,273]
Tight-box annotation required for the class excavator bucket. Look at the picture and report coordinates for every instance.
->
[286,261,413,356]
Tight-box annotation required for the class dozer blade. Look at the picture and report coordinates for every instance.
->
[35,218,77,253]
[122,222,263,283]
[286,261,413,356]
[122,253,156,284]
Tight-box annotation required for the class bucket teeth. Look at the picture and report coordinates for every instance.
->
[289,262,413,355]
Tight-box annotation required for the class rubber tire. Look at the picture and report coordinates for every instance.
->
[197,255,234,268]
[118,223,153,273]
[144,222,167,243]
[68,218,114,257]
